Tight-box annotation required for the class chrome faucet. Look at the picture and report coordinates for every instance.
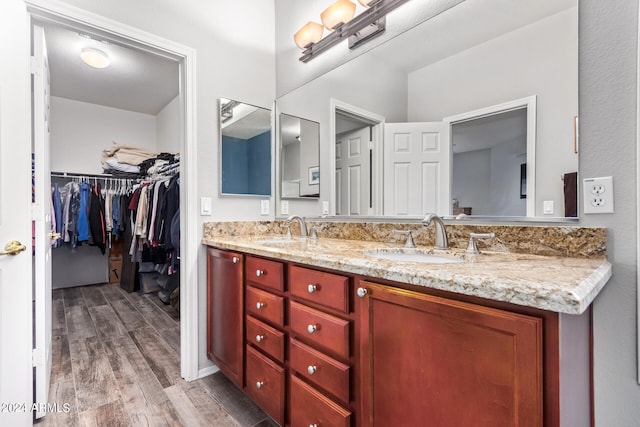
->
[287,215,308,237]
[422,213,449,250]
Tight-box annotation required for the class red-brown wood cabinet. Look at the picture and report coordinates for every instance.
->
[206,246,587,427]
[206,247,244,388]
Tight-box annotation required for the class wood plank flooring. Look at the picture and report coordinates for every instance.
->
[36,283,277,427]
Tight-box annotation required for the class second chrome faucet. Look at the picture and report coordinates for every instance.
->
[287,215,308,237]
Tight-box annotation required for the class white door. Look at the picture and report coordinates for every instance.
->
[335,126,371,215]
[32,24,53,419]
[0,2,35,426]
[383,122,451,216]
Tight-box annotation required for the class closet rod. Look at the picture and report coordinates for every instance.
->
[50,171,136,180]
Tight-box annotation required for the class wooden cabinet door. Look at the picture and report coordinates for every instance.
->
[356,281,543,427]
[207,247,244,388]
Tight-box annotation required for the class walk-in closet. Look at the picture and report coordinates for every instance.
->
[44,18,181,301]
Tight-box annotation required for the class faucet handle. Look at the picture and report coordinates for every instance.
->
[393,230,416,248]
[466,232,495,254]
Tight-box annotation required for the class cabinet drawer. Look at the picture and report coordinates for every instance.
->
[245,346,285,426]
[246,315,285,363]
[290,339,350,404]
[246,255,284,291]
[290,301,350,360]
[290,265,349,313]
[290,374,351,427]
[246,286,284,327]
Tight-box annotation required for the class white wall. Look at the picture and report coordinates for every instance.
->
[452,149,491,214]
[579,1,640,425]
[50,96,157,174]
[276,53,407,217]
[156,95,180,153]
[407,7,578,217]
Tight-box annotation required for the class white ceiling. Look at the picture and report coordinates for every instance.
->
[42,22,179,115]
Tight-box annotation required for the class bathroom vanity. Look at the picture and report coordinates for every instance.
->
[203,222,611,427]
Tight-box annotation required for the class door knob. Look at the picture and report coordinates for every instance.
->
[0,241,26,256]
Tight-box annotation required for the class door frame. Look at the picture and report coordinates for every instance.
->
[443,96,537,217]
[329,99,385,216]
[25,0,201,381]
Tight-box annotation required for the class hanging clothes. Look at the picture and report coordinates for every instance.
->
[78,181,91,242]
[88,182,107,254]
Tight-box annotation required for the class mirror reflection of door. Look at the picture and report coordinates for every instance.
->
[383,122,451,217]
[335,111,379,215]
[336,127,370,215]
[451,108,527,217]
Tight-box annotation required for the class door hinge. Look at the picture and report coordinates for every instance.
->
[32,203,44,221]
[30,56,42,76]
[32,348,44,367]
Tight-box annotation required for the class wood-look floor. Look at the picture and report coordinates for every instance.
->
[36,283,278,427]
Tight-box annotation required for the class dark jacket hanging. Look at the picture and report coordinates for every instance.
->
[88,183,107,254]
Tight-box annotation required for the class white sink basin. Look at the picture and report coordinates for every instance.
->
[364,249,464,264]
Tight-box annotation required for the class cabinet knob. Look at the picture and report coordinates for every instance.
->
[357,287,368,298]
[307,324,317,334]
[255,334,265,343]
[232,256,240,264]
[256,302,265,310]
[307,365,317,375]
[255,381,264,389]
[256,269,265,277]
[307,284,317,294]
[309,424,318,427]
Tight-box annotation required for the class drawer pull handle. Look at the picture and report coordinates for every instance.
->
[307,365,317,375]
[256,302,265,310]
[307,284,317,294]
[232,256,240,264]
[255,334,265,343]
[357,287,368,298]
[307,324,317,334]
[256,269,265,277]
[255,381,264,389]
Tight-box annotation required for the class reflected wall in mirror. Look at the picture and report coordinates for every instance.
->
[276,0,578,220]
[280,113,320,198]
[220,99,272,196]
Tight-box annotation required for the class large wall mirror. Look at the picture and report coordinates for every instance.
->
[219,98,272,196]
[280,113,320,199]
[276,0,578,221]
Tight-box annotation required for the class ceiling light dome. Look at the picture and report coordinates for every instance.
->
[80,47,110,69]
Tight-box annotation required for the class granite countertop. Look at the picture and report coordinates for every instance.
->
[202,235,612,315]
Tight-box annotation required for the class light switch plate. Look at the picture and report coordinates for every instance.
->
[200,197,212,216]
[583,176,614,214]
[543,200,554,215]
[280,200,289,215]
[322,201,330,215]
[260,199,270,215]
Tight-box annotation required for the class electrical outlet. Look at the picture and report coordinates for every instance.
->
[543,200,554,215]
[281,200,289,215]
[583,176,614,214]
[322,201,330,215]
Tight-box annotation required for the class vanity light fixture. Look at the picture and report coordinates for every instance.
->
[80,47,110,69]
[321,0,357,30]
[294,21,325,49]
[296,0,410,63]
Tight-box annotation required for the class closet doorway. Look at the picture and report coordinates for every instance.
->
[28,1,199,414]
